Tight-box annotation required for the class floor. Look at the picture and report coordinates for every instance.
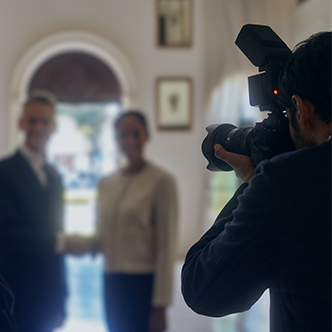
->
[55,256,270,332]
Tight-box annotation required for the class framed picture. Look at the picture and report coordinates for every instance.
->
[156,0,193,47]
[156,77,193,130]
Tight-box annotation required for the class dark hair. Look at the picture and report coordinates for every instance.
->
[115,110,149,132]
[278,31,331,124]
[24,90,56,109]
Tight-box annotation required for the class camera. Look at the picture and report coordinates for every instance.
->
[202,24,295,172]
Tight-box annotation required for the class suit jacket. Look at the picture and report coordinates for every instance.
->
[182,140,331,332]
[0,274,17,332]
[0,151,66,327]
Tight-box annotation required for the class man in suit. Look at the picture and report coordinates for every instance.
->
[181,32,331,331]
[0,91,67,332]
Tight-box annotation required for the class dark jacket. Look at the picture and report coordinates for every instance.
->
[182,140,331,332]
[0,151,66,329]
[0,274,16,332]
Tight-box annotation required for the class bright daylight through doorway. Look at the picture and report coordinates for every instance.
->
[50,102,121,332]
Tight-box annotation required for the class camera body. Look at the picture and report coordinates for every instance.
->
[202,24,295,171]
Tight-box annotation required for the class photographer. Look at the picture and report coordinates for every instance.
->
[181,31,331,332]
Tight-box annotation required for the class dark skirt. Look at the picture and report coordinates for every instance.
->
[104,273,153,332]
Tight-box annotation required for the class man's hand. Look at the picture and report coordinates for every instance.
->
[149,307,166,332]
[65,235,93,256]
[214,144,256,183]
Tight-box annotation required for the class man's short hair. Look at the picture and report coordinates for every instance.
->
[279,31,331,124]
[24,90,57,109]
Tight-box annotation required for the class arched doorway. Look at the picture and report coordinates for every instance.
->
[28,52,122,102]
[29,51,122,183]
[29,51,122,332]
[10,31,138,332]
[9,30,137,151]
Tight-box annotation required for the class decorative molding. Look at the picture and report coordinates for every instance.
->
[9,30,138,149]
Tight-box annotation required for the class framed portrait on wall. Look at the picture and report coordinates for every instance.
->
[156,77,193,130]
[156,0,193,47]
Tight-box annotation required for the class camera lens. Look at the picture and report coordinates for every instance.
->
[202,124,252,171]
[215,126,252,155]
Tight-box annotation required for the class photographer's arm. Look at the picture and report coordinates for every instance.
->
[181,161,279,317]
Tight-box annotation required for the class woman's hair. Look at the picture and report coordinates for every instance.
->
[115,110,149,132]
[278,31,331,124]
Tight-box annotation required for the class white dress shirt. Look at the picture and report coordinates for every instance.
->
[19,145,48,187]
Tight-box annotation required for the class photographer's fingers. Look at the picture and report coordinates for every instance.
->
[214,144,236,165]
[214,144,256,183]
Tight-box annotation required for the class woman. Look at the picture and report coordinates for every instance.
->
[96,110,178,332]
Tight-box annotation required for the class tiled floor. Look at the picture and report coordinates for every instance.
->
[55,257,269,332]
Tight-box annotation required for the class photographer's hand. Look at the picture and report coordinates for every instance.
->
[214,144,256,183]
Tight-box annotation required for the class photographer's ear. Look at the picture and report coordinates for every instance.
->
[291,95,314,131]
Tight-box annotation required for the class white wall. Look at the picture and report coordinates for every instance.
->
[203,0,331,99]
[0,0,330,256]
[282,0,332,45]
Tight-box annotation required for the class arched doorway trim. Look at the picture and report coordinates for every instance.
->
[9,30,138,150]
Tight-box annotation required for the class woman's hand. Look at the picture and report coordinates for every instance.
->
[149,307,166,332]
[214,144,256,183]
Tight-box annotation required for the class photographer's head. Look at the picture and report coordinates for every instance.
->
[279,31,332,148]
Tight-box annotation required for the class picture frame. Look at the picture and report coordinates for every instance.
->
[156,77,193,130]
[156,0,193,47]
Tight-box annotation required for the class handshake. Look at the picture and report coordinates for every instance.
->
[58,234,99,256]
